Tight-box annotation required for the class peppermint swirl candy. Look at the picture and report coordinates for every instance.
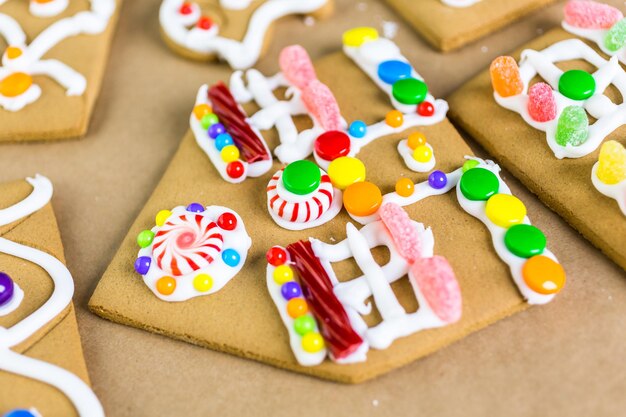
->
[152,212,223,276]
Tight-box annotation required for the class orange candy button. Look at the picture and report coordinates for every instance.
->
[287,298,308,318]
[395,177,415,197]
[0,72,33,98]
[522,255,566,295]
[343,181,383,217]
[490,56,524,98]
[156,276,177,296]
[385,110,404,128]
[193,103,212,120]
[6,47,22,59]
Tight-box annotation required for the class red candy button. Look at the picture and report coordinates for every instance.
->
[197,16,213,30]
[217,212,237,230]
[226,161,244,179]
[314,130,351,162]
[266,246,288,266]
[179,2,193,14]
[417,101,435,117]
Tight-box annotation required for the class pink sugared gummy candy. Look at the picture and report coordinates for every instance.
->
[279,45,317,90]
[410,256,462,324]
[380,203,422,264]
[564,0,623,29]
[301,79,342,131]
[528,82,557,122]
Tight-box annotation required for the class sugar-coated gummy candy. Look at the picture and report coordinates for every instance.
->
[279,45,317,89]
[564,0,623,29]
[604,18,626,52]
[409,256,462,324]
[301,80,342,131]
[490,56,523,98]
[527,82,557,122]
[555,106,589,147]
[597,140,626,184]
[380,203,421,263]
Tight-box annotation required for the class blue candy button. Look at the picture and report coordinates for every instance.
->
[377,60,412,85]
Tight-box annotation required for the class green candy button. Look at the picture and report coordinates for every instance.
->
[392,78,428,105]
[282,160,321,195]
[460,168,499,201]
[504,224,547,258]
[558,70,595,101]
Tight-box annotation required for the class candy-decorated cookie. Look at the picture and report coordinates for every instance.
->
[449,26,626,271]
[90,30,565,383]
[0,176,104,416]
[0,0,120,142]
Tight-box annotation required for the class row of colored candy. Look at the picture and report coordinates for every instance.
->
[266,246,325,354]
[564,0,626,52]
[134,204,241,296]
[178,2,215,30]
[459,164,565,294]
[0,272,16,308]
[192,104,245,179]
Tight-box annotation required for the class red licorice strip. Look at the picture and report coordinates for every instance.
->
[208,83,270,163]
[287,240,363,360]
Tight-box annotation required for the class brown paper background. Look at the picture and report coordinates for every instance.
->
[0,0,120,142]
[1,0,625,414]
[384,0,559,51]
[448,28,626,271]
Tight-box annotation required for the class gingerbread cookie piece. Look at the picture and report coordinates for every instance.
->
[90,29,565,383]
[0,0,120,142]
[448,26,626,271]
[383,0,558,52]
[0,176,104,416]
[159,0,333,69]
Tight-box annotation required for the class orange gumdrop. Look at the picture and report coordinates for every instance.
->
[287,298,308,318]
[343,181,383,217]
[522,255,566,295]
[0,72,33,98]
[490,56,524,98]
[156,276,177,296]
[395,177,415,197]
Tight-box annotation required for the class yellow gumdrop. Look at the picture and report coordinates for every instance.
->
[485,194,527,228]
[193,273,214,292]
[302,332,325,353]
[597,140,626,185]
[220,145,240,163]
[155,209,172,227]
[342,27,379,47]
[328,157,366,190]
[0,72,32,97]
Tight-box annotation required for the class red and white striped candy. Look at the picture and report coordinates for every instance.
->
[267,169,334,223]
[564,0,623,29]
[152,213,223,276]
[279,45,317,89]
[301,80,342,131]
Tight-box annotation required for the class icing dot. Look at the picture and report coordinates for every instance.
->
[522,255,566,295]
[504,224,547,258]
[407,132,426,149]
[222,249,240,267]
[273,265,294,284]
[215,133,234,150]
[281,281,302,300]
[186,203,205,213]
[343,181,382,217]
[597,140,626,184]
[485,194,527,228]
[385,110,404,127]
[0,272,15,307]
[293,315,316,336]
[490,56,523,98]
[197,16,214,30]
[395,177,415,197]
[200,113,219,130]
[208,122,226,139]
[217,212,237,230]
[558,70,595,101]
[6,46,22,60]
[412,145,432,163]
[287,298,308,318]
[179,2,193,14]
[134,256,152,275]
[459,168,499,201]
[377,60,412,85]
[328,157,366,190]
[155,209,172,226]
[156,276,176,296]
[193,104,212,121]
[301,332,325,353]
[417,101,435,117]
[193,273,214,292]
[348,120,367,138]
[314,130,351,161]
[428,170,447,189]
[282,160,321,195]
[342,27,379,47]
[462,159,479,173]
[604,18,626,52]
[528,82,557,122]
[266,246,288,266]
[0,72,33,98]
[555,105,589,147]
[137,230,155,248]
[226,161,245,179]
[392,78,428,105]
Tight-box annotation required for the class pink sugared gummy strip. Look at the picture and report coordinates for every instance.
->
[410,256,462,324]
[279,45,317,90]
[528,82,557,122]
[301,80,342,131]
[564,0,623,29]
[380,203,422,264]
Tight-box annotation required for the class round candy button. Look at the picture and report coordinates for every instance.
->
[395,177,415,197]
[193,273,214,292]
[459,168,500,201]
[392,78,428,105]
[328,157,366,190]
[156,276,176,296]
[314,130,351,161]
[281,281,302,300]
[0,272,15,306]
[485,194,527,228]
[342,27,379,47]
[343,181,382,217]
[377,60,412,85]
[266,246,288,266]
[302,332,325,353]
[522,255,566,295]
[282,160,321,195]
[504,224,547,258]
[0,72,32,98]
[462,159,479,173]
[558,69,596,100]
[287,297,308,318]
[294,315,316,336]
[155,209,172,226]
[134,256,152,275]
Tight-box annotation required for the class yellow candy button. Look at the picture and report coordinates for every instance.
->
[6,46,22,59]
[302,332,325,353]
[0,72,32,97]
[155,209,172,227]
[485,194,527,228]
[328,156,366,190]
[273,265,294,284]
[220,145,240,163]
[193,273,214,292]
[342,27,379,47]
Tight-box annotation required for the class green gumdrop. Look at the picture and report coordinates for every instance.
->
[604,18,626,52]
[555,106,589,147]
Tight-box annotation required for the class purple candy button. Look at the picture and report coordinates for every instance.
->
[208,123,226,139]
[0,272,15,306]
[428,170,448,189]
[186,203,205,213]
[134,256,152,275]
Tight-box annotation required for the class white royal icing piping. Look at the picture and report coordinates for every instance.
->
[29,0,70,17]
[159,0,328,70]
[562,19,626,65]
[591,163,626,215]
[442,0,481,7]
[494,39,626,159]
[397,140,436,173]
[0,175,104,417]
